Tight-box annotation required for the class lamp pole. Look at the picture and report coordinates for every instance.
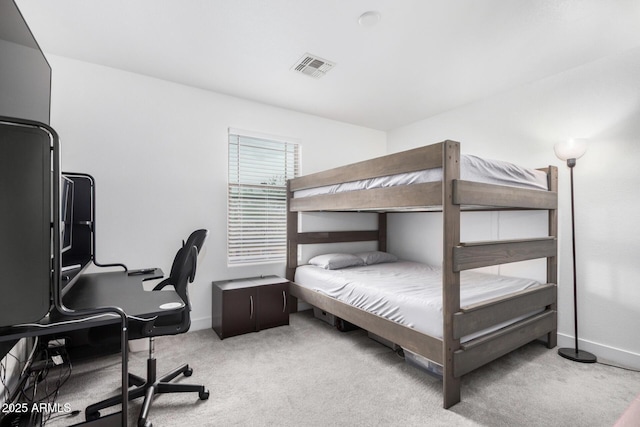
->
[569,161,580,354]
[557,155,596,363]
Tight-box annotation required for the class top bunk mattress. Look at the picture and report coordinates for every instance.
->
[294,154,548,199]
[294,260,541,342]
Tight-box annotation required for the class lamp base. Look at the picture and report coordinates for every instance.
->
[558,347,597,363]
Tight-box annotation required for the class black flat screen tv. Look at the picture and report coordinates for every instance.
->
[0,0,51,124]
[0,0,53,331]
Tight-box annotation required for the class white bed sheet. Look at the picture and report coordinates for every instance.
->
[294,261,541,342]
[294,154,548,199]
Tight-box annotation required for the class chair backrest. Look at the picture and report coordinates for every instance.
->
[169,229,209,309]
[141,229,209,337]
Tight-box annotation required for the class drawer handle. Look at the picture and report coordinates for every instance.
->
[282,290,287,313]
[249,295,254,319]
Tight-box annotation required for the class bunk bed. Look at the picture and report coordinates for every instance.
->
[285,140,558,408]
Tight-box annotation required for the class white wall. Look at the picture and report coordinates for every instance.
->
[47,44,640,369]
[387,46,640,368]
[48,55,386,331]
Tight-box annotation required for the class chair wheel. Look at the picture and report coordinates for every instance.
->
[199,389,210,400]
[86,411,100,421]
[184,367,193,377]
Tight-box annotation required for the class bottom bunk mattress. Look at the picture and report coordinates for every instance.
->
[294,260,541,342]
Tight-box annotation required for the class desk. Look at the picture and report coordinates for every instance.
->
[0,268,184,341]
[0,267,185,427]
[63,269,184,319]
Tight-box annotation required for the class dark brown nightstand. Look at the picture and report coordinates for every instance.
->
[211,275,289,339]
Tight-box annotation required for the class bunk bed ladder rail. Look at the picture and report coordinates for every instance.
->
[441,143,559,408]
[441,141,462,409]
[451,284,557,377]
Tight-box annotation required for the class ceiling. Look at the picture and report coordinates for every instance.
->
[15,0,640,131]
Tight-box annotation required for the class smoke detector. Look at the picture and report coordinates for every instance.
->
[291,53,335,79]
[358,11,381,27]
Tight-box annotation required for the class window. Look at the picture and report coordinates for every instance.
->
[228,129,299,265]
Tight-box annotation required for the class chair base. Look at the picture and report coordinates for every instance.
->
[86,358,209,427]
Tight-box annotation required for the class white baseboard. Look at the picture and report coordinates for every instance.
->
[557,333,640,370]
[190,316,212,332]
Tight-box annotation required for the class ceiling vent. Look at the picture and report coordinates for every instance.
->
[292,53,335,79]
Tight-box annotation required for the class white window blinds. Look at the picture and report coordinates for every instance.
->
[228,131,299,265]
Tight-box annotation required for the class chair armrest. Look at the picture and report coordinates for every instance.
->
[153,278,172,291]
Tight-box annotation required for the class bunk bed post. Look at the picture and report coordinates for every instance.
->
[378,213,387,252]
[286,180,299,313]
[442,140,461,408]
[546,165,558,348]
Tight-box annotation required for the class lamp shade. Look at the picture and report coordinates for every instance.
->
[554,139,587,161]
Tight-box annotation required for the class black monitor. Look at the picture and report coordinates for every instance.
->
[0,121,53,328]
[0,0,52,124]
[0,0,53,332]
[61,175,74,253]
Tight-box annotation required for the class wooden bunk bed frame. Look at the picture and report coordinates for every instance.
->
[285,140,558,408]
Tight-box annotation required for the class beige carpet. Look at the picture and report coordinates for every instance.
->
[46,310,638,426]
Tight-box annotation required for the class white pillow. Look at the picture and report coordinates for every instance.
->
[308,253,365,270]
[355,251,398,265]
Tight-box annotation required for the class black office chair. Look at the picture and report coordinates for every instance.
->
[86,229,210,427]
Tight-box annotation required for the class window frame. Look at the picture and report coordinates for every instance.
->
[227,128,300,266]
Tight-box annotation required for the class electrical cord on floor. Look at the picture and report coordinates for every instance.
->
[15,344,74,426]
[45,409,81,422]
[597,360,640,373]
[0,337,38,405]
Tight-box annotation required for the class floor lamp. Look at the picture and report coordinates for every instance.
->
[554,139,597,363]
